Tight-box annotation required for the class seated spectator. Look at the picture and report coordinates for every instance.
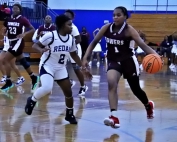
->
[160,35,172,58]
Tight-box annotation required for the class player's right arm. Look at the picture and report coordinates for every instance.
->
[32,32,53,54]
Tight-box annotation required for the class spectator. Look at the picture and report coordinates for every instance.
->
[160,35,172,58]
[80,27,90,58]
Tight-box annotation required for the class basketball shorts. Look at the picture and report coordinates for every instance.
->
[70,44,82,64]
[39,64,69,81]
[3,44,9,52]
[107,55,140,79]
[3,36,9,52]
[8,38,24,57]
[93,43,102,52]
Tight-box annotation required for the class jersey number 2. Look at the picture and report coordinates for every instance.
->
[58,54,65,64]
[9,27,17,35]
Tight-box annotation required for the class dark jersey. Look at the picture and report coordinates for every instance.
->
[3,15,30,39]
[104,22,134,62]
[37,24,56,37]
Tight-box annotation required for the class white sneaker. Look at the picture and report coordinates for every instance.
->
[78,85,88,96]
[97,62,100,67]
[15,76,25,86]
[89,61,92,67]
[70,79,76,88]
[0,76,6,84]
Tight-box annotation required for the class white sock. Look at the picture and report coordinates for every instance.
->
[32,96,37,102]
[111,111,117,116]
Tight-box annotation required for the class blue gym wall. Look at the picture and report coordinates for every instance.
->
[52,10,115,53]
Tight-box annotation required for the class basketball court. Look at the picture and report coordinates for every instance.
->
[0,63,176,142]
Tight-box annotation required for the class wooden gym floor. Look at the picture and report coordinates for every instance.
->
[0,63,177,142]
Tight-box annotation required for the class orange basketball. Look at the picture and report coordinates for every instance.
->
[142,54,163,74]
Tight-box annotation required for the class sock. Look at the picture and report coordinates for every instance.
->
[67,107,73,109]
[81,85,85,88]
[145,103,151,110]
[111,109,116,116]
[32,96,37,102]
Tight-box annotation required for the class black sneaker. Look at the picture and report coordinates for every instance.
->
[78,85,88,96]
[25,96,36,115]
[65,108,77,124]
[1,79,14,91]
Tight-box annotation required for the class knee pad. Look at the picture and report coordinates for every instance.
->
[19,57,30,69]
[72,63,80,70]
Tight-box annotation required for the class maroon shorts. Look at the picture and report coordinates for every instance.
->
[107,55,140,79]
[8,39,24,57]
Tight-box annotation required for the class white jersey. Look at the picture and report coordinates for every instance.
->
[39,30,77,68]
[71,23,81,49]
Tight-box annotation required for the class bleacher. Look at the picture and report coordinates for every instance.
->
[127,14,177,44]
[127,14,177,64]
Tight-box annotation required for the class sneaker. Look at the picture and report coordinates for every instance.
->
[15,76,25,86]
[31,76,40,93]
[97,62,100,67]
[65,108,77,124]
[89,61,92,67]
[145,101,155,119]
[25,96,36,115]
[1,80,14,92]
[70,79,76,88]
[104,115,120,128]
[0,76,6,84]
[78,85,88,96]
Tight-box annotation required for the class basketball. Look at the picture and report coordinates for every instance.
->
[142,54,163,74]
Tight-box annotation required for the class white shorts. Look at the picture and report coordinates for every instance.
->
[39,64,68,80]
[3,36,9,52]
[70,44,82,63]
[93,43,102,52]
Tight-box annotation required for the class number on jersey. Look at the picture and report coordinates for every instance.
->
[58,54,66,64]
[9,27,17,35]
[114,47,119,53]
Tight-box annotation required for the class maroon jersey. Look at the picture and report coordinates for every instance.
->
[37,24,56,37]
[3,15,31,39]
[104,22,134,62]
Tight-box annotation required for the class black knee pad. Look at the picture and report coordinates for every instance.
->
[72,63,80,70]
[19,57,30,69]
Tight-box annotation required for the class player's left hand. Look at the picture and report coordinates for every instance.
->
[17,33,26,39]
[80,67,92,80]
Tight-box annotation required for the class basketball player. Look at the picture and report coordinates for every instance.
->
[25,14,92,124]
[1,3,39,92]
[0,35,25,85]
[35,15,56,41]
[64,10,88,96]
[32,15,55,43]
[89,28,102,67]
[83,6,158,128]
